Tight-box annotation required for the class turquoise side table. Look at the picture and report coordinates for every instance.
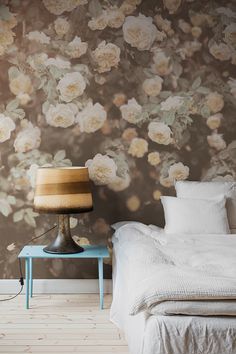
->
[18,245,109,310]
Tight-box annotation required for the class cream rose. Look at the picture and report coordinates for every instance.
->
[9,73,33,96]
[120,98,142,124]
[65,36,88,58]
[107,7,125,28]
[209,42,232,61]
[45,56,71,69]
[43,0,87,15]
[206,92,224,113]
[207,133,226,151]
[148,122,172,145]
[108,173,131,192]
[54,18,70,37]
[76,102,107,133]
[151,50,172,76]
[126,195,140,212]
[0,114,15,143]
[163,0,182,14]
[85,153,117,185]
[0,29,14,51]
[223,23,236,46]
[88,12,108,31]
[26,31,50,44]
[128,137,148,158]
[92,41,120,73]
[155,14,174,36]
[178,19,192,34]
[57,72,86,102]
[45,103,77,128]
[14,123,41,153]
[123,13,158,51]
[142,75,163,96]
[206,113,222,130]
[160,175,174,188]
[168,162,189,181]
[148,151,161,166]
[160,96,184,111]
[153,189,162,200]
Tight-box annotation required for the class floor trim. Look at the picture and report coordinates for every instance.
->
[0,279,112,294]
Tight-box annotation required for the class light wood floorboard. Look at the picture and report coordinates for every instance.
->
[0,294,129,353]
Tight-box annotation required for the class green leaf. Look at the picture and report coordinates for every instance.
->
[9,108,25,120]
[13,210,24,222]
[192,77,202,90]
[24,213,36,228]
[196,86,211,94]
[8,66,20,81]
[7,196,16,205]
[6,99,19,112]
[162,111,176,125]
[0,5,11,21]
[54,150,66,162]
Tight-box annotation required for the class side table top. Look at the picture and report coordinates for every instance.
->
[18,245,109,259]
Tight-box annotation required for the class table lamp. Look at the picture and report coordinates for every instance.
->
[33,167,93,254]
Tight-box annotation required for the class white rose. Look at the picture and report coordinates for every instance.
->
[9,73,33,96]
[65,36,88,58]
[223,23,236,46]
[206,113,222,130]
[45,56,71,69]
[26,31,50,44]
[43,0,87,15]
[14,123,41,153]
[107,7,125,28]
[151,49,172,76]
[57,72,86,102]
[178,19,192,34]
[88,12,108,31]
[228,78,236,98]
[108,173,131,191]
[46,103,77,128]
[0,114,15,143]
[123,13,158,51]
[17,93,31,106]
[148,122,172,145]
[85,153,117,185]
[54,17,70,37]
[128,137,148,158]
[0,29,14,49]
[206,92,224,113]
[163,0,181,14]
[160,96,184,111]
[148,151,161,166]
[76,102,107,133]
[207,133,226,151]
[120,98,142,124]
[92,41,120,73]
[168,162,189,181]
[209,42,232,61]
[142,75,163,96]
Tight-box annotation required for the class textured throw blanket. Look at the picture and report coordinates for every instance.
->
[113,223,236,316]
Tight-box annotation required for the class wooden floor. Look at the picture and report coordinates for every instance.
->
[0,294,129,353]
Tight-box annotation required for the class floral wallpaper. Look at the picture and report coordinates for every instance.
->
[0,0,236,279]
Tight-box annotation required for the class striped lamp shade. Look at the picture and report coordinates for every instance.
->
[34,167,93,214]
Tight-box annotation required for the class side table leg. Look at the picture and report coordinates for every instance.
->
[29,258,33,298]
[25,258,30,309]
[98,258,104,310]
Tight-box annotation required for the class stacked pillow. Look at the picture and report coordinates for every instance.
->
[161,181,236,235]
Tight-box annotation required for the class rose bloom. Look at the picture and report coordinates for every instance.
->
[120,2,137,15]
[113,93,126,107]
[92,41,120,73]
[206,113,222,130]
[0,114,15,143]
[46,103,77,128]
[148,152,161,166]
[155,14,174,36]
[85,153,117,185]
[122,13,158,51]
[142,75,163,96]
[209,42,232,61]
[206,92,224,113]
[54,17,70,37]
[108,173,131,192]
[160,96,184,111]
[43,0,88,15]
[120,98,142,124]
[148,122,172,145]
[153,189,162,201]
[191,26,202,38]
[163,0,181,14]
[122,127,138,142]
[224,23,236,46]
[107,7,125,28]
[181,40,202,58]
[76,102,107,133]
[128,137,148,158]
[151,50,172,76]
[26,31,50,44]
[207,133,226,151]
[57,72,86,102]
[45,56,71,69]
[88,12,108,31]
[168,162,189,181]
[228,78,236,98]
[160,175,173,188]
[14,123,41,153]
[65,36,88,58]
[126,195,140,212]
[178,19,191,34]
[0,29,15,50]
[9,73,33,96]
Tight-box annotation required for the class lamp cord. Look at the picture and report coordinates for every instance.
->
[0,224,57,302]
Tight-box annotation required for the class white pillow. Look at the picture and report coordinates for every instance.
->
[111,221,144,230]
[161,196,230,235]
[175,181,236,230]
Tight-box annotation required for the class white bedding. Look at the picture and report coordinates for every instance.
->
[110,223,236,354]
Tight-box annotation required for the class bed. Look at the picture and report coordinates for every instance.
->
[110,223,236,354]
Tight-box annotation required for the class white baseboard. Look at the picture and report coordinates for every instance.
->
[0,279,112,294]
